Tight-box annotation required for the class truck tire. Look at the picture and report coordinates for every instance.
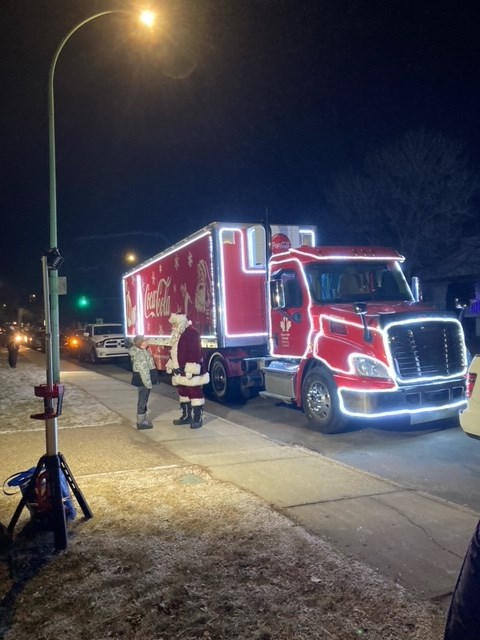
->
[208,356,240,403]
[89,348,98,364]
[302,368,347,434]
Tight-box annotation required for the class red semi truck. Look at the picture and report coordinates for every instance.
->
[122,222,467,433]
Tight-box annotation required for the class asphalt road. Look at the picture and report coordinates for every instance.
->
[28,348,480,515]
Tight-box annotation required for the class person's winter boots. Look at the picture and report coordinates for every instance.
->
[190,406,203,429]
[173,402,192,425]
[136,414,153,430]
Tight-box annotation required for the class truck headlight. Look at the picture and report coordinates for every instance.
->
[351,356,390,380]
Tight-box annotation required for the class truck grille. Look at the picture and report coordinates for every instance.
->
[386,320,465,380]
[104,338,125,349]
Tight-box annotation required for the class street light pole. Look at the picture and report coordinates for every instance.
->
[49,12,120,383]
[48,10,155,382]
[17,8,157,550]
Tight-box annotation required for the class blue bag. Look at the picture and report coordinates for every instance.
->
[4,466,76,521]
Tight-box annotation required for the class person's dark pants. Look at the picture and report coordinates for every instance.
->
[7,345,18,368]
[444,519,480,639]
[137,386,151,415]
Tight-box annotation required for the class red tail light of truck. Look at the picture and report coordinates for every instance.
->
[466,372,477,399]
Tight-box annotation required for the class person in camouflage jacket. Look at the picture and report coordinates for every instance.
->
[128,335,157,430]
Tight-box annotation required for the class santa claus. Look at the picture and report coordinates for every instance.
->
[166,313,210,428]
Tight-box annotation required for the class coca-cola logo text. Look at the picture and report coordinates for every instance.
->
[271,233,291,253]
[145,277,171,318]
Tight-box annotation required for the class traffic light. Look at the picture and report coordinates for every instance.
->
[76,295,90,309]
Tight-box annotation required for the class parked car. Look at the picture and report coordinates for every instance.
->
[77,323,128,363]
[459,355,480,439]
[29,328,46,352]
[0,323,29,348]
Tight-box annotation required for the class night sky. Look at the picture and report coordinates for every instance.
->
[1,0,480,324]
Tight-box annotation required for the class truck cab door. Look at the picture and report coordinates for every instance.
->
[270,270,309,357]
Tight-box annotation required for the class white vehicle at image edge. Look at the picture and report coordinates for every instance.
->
[78,323,128,364]
[460,354,480,439]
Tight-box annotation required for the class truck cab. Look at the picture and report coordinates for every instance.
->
[263,247,467,433]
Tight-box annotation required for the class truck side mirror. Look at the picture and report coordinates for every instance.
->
[353,302,372,342]
[353,302,367,315]
[411,276,422,302]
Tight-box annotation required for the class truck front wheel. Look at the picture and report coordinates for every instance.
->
[302,369,347,434]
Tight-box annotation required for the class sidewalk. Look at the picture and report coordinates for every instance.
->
[4,350,477,603]
[67,365,480,601]
[0,351,479,637]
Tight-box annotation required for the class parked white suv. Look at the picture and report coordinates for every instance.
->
[459,355,480,439]
[78,323,128,363]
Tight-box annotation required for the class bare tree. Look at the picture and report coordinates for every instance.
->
[327,130,479,276]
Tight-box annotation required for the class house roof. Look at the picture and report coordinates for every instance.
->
[422,236,480,281]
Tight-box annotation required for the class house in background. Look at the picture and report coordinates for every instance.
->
[422,236,480,356]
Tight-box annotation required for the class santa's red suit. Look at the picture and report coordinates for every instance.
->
[166,314,209,428]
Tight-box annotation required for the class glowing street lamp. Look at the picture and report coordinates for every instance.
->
[125,252,138,265]
[48,9,156,384]
[140,10,156,27]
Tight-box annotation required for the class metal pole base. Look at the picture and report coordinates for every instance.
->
[7,453,92,551]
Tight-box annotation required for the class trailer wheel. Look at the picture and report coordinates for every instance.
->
[302,368,347,434]
[208,356,240,403]
[209,356,229,402]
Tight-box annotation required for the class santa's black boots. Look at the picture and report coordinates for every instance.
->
[173,402,192,425]
[190,406,203,429]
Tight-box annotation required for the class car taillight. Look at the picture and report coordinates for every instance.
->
[466,372,477,399]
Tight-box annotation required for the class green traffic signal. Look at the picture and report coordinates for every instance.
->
[77,295,89,309]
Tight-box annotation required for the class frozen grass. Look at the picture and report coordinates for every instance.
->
[0,466,447,640]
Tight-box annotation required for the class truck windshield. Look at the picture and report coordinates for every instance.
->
[305,262,413,304]
[94,325,123,335]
